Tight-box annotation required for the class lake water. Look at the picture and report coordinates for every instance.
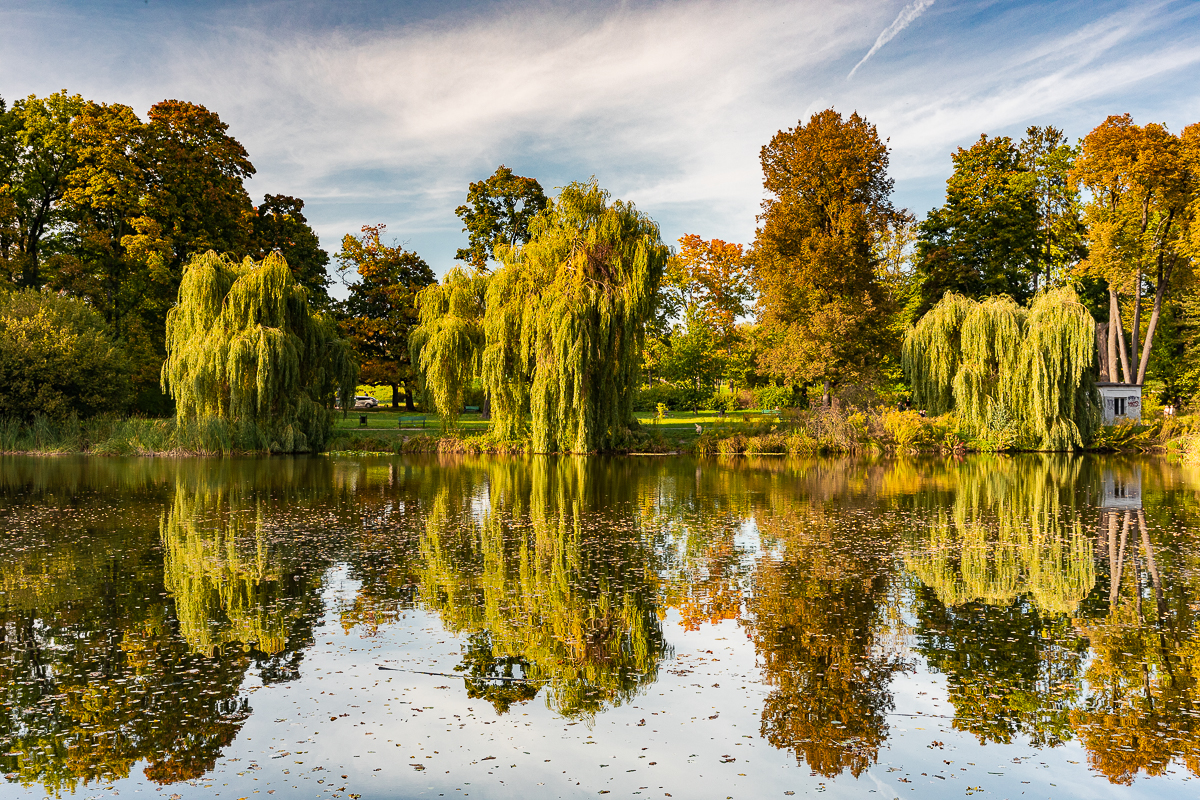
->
[1,454,1198,799]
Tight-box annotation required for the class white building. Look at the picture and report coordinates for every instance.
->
[1096,382,1142,423]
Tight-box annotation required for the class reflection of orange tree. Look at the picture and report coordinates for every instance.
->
[417,457,668,717]
[745,491,906,778]
[1070,506,1200,784]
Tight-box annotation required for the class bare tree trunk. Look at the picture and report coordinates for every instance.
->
[1130,268,1142,375]
[1110,289,1132,383]
[822,378,831,408]
[391,383,400,410]
[404,384,416,412]
[1107,316,1118,383]
[1138,509,1165,621]
[1136,251,1177,386]
[1097,322,1110,381]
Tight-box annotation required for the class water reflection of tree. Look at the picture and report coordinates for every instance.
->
[743,464,909,779]
[418,457,669,717]
[0,514,251,793]
[1070,500,1200,784]
[905,456,1093,746]
[0,457,336,795]
[161,472,324,659]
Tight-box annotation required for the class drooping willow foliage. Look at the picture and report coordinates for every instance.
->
[162,251,358,452]
[483,180,669,452]
[904,456,1096,616]
[409,266,488,429]
[903,287,1100,450]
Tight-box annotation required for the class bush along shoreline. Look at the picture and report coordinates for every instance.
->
[2,406,1194,457]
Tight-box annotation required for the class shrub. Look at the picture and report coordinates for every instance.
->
[0,289,132,420]
[635,383,705,411]
[753,384,796,410]
[881,410,928,449]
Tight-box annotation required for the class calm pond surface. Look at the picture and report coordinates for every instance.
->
[1,454,1199,799]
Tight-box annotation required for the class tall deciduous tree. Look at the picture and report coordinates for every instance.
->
[454,165,547,270]
[140,100,256,269]
[752,108,897,405]
[1072,114,1196,386]
[916,134,1040,312]
[251,194,331,307]
[482,180,668,451]
[162,251,357,452]
[662,235,752,341]
[0,91,84,288]
[1018,125,1087,290]
[657,235,752,395]
[337,225,435,410]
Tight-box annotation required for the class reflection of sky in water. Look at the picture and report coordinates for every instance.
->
[0,454,1198,798]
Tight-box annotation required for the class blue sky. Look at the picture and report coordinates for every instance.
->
[3,0,1199,287]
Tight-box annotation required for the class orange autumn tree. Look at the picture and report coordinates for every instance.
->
[1071,114,1198,385]
[751,109,900,405]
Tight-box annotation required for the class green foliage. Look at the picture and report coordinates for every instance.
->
[161,251,357,452]
[483,180,669,452]
[753,384,797,410]
[901,291,973,415]
[915,134,1041,313]
[336,225,435,409]
[0,288,131,419]
[410,266,488,428]
[904,288,1100,450]
[660,309,723,391]
[251,194,331,306]
[454,165,548,270]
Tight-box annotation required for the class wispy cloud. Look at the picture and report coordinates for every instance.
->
[1,0,1198,277]
[847,0,936,79]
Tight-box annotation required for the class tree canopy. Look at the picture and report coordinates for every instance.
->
[1072,114,1197,386]
[454,165,548,270]
[336,224,435,410]
[481,179,669,451]
[752,108,898,403]
[915,134,1041,312]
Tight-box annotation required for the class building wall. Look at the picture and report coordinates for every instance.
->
[1097,384,1142,423]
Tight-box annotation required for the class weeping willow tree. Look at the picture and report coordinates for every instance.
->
[409,266,488,429]
[904,456,1096,616]
[416,458,668,717]
[481,180,669,452]
[162,251,357,452]
[903,287,1100,450]
[162,480,320,657]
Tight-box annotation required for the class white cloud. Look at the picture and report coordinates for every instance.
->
[1,0,1199,275]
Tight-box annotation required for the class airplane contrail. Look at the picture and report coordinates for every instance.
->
[848,0,936,79]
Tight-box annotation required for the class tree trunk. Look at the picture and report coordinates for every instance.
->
[391,383,400,410]
[1107,316,1118,383]
[404,384,416,412]
[822,378,831,408]
[1136,251,1177,386]
[1110,289,1132,383]
[481,392,491,421]
[1096,322,1110,381]
[1131,268,1142,374]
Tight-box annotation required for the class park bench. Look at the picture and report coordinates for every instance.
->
[464,405,481,413]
